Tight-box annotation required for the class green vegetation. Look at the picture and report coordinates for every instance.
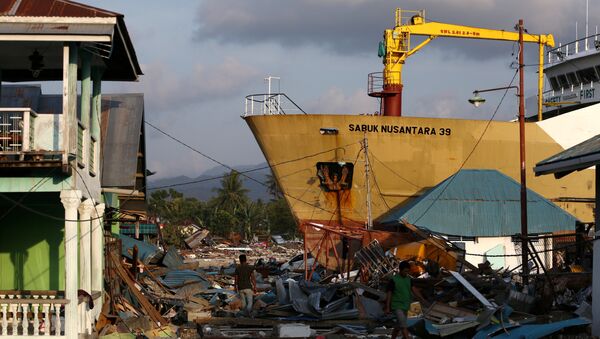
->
[149,170,297,247]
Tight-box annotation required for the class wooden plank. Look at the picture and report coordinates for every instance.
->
[109,251,166,325]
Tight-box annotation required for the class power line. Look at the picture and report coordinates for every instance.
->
[145,121,364,224]
[411,69,519,225]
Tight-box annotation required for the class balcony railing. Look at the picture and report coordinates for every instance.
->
[0,291,69,337]
[0,107,64,168]
[0,108,37,154]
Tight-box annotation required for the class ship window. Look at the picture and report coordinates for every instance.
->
[548,77,560,91]
[576,67,599,83]
[316,162,354,192]
[557,74,569,88]
[566,72,579,86]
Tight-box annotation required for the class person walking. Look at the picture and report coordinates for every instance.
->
[234,254,256,316]
[386,261,412,339]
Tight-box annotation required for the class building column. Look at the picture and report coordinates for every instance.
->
[78,199,94,293]
[91,203,105,320]
[60,190,81,339]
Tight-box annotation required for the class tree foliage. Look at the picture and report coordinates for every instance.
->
[148,170,297,248]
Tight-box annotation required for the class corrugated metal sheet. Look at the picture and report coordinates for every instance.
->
[535,133,600,176]
[101,93,144,188]
[161,270,210,289]
[0,85,41,109]
[378,169,577,237]
[1,0,117,17]
[119,234,162,264]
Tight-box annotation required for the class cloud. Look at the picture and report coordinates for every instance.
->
[193,0,592,60]
[106,57,260,113]
[305,87,378,114]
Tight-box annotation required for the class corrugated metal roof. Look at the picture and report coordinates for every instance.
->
[534,134,600,177]
[0,0,142,82]
[1,0,118,18]
[0,85,41,109]
[378,169,577,237]
[101,93,144,188]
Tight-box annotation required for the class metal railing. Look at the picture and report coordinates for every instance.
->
[243,93,306,117]
[547,33,600,64]
[367,71,402,96]
[0,291,69,337]
[0,108,37,153]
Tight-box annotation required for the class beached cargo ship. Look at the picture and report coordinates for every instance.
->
[243,9,600,234]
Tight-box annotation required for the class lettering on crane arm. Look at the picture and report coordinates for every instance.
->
[440,29,480,37]
[348,124,451,136]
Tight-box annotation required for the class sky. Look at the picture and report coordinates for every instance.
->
[82,0,599,181]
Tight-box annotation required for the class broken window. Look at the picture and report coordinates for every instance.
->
[316,162,354,192]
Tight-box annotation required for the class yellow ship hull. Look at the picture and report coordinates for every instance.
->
[245,112,597,228]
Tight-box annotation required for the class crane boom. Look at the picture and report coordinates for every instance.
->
[373,8,555,117]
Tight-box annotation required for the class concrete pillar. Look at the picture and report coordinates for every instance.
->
[78,199,94,293]
[91,203,105,320]
[60,189,81,339]
[593,169,599,336]
[62,42,78,164]
[91,203,105,293]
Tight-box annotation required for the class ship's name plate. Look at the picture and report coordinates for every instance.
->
[348,124,451,136]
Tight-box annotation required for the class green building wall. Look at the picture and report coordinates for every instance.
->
[0,192,65,290]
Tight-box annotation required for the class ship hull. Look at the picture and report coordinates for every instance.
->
[245,108,599,229]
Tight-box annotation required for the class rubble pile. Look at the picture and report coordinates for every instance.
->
[98,228,593,338]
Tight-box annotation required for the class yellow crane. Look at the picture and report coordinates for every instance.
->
[371,9,555,118]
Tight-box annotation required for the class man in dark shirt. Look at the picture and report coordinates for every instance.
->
[234,254,256,315]
[386,260,412,339]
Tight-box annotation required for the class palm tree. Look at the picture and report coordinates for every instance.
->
[236,200,265,240]
[265,172,283,200]
[212,170,249,214]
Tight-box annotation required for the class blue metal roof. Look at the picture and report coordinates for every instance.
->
[378,169,577,237]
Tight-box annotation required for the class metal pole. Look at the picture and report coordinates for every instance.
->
[518,19,529,285]
[304,227,308,280]
[364,135,373,229]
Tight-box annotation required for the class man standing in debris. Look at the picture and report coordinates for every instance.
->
[386,260,412,339]
[234,254,256,316]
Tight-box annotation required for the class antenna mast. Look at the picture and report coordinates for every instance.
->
[363,135,373,229]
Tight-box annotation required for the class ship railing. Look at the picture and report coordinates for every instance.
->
[0,290,69,337]
[243,93,306,116]
[367,72,402,97]
[547,33,600,64]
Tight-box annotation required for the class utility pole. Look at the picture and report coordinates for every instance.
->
[363,135,373,229]
[518,19,529,285]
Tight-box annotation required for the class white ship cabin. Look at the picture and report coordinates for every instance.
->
[533,34,600,118]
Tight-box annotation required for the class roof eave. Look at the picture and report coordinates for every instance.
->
[534,153,600,177]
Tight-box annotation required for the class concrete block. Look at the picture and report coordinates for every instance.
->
[274,323,311,338]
